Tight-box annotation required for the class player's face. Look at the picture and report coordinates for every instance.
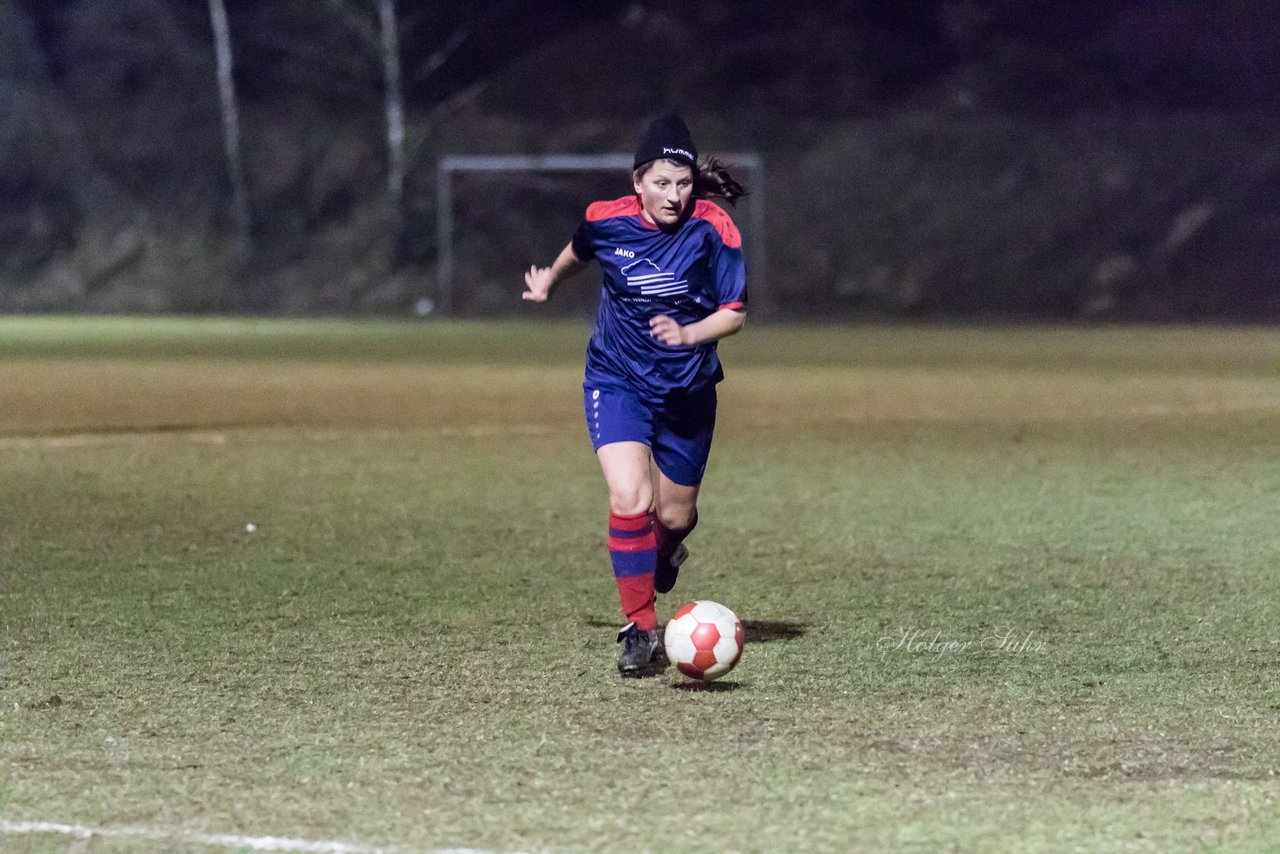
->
[634,161,694,227]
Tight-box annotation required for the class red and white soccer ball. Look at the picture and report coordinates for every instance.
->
[663,600,744,681]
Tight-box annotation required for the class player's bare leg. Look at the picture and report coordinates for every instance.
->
[652,465,699,594]
[597,442,666,675]
[598,441,654,516]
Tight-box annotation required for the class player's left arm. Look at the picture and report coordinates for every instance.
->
[649,307,746,347]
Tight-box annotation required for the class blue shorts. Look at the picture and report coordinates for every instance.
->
[583,382,718,487]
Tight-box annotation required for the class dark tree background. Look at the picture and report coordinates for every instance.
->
[2,0,1278,318]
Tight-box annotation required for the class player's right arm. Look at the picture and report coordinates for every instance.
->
[523,242,585,303]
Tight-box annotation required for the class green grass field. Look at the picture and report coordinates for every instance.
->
[3,317,1280,852]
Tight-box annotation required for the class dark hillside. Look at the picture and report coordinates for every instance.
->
[3,0,1277,318]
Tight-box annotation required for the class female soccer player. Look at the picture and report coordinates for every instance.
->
[522,114,748,676]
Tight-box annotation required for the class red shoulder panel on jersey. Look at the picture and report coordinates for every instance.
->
[692,200,742,249]
[585,196,642,222]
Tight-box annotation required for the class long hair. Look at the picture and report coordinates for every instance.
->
[634,157,749,206]
[694,156,748,206]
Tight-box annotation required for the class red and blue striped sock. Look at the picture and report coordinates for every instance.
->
[608,511,657,630]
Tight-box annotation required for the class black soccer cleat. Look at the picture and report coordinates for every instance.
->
[654,543,689,595]
[616,622,668,677]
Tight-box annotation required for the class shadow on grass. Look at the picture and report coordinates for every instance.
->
[671,679,741,692]
[742,620,807,644]
[585,617,808,645]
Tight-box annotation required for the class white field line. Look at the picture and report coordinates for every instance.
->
[0,819,523,854]
[0,423,560,450]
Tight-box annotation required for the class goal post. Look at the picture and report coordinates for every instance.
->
[435,153,765,316]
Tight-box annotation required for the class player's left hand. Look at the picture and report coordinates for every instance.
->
[649,314,692,347]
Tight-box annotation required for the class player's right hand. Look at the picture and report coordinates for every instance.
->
[522,265,553,302]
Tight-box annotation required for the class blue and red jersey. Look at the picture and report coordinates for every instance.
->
[570,195,747,401]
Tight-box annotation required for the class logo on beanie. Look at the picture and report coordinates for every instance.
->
[634,114,698,169]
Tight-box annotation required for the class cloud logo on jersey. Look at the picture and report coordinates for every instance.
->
[621,258,688,297]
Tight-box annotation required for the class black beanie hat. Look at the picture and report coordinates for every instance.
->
[633,114,698,170]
